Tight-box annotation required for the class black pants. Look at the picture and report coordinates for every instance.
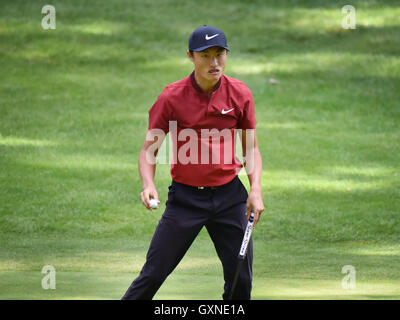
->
[121,176,252,300]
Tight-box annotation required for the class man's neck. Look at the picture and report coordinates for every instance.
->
[194,72,219,94]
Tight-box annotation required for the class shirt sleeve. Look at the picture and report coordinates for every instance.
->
[238,87,257,129]
[148,90,170,134]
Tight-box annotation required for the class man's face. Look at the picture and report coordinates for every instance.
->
[187,47,227,82]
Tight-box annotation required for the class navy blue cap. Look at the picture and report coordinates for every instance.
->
[188,25,230,52]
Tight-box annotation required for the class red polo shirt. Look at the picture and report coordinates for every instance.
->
[148,72,257,187]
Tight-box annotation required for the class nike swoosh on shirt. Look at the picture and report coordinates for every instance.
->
[221,108,234,115]
[205,34,219,40]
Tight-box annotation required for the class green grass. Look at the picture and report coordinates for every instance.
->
[1,0,399,299]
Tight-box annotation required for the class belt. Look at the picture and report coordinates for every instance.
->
[172,176,238,191]
[196,176,238,190]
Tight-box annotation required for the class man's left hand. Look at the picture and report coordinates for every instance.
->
[246,189,265,228]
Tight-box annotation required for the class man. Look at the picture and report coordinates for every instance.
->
[122,25,264,300]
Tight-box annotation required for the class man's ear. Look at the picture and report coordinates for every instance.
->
[186,50,194,62]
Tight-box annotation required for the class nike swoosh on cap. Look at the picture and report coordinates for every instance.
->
[205,33,219,40]
[221,108,234,114]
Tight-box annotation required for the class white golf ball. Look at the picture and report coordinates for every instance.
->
[149,199,159,209]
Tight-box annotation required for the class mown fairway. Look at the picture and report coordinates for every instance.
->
[0,0,399,299]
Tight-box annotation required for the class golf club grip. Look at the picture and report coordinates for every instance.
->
[238,211,254,259]
[228,212,255,300]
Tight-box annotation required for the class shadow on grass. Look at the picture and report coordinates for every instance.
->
[1,237,399,299]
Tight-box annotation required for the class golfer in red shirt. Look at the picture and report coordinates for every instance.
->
[122,25,264,300]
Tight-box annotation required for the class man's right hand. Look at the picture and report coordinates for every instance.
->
[140,187,160,210]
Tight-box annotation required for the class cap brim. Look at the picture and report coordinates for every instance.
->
[192,45,230,52]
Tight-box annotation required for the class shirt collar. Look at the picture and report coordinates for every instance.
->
[190,71,222,94]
